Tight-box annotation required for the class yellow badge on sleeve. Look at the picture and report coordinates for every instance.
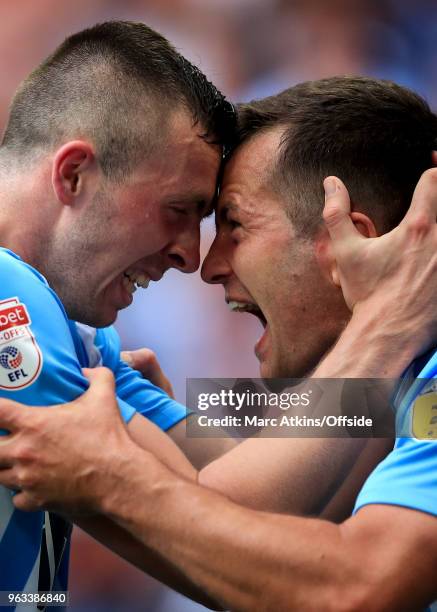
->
[412,392,437,440]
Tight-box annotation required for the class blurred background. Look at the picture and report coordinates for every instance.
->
[1,0,436,610]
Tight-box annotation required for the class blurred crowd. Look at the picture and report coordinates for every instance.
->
[1,0,435,610]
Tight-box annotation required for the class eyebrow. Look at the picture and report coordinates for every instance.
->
[167,194,215,218]
[215,202,239,228]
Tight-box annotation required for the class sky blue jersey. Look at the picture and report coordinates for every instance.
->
[0,248,186,609]
[354,348,437,612]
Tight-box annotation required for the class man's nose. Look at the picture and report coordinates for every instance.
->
[166,227,201,273]
[201,235,232,284]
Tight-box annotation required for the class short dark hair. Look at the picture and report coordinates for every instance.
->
[1,21,235,179]
[236,76,437,234]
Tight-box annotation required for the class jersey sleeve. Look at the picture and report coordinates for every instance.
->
[0,250,134,423]
[95,326,187,431]
[354,351,437,518]
[354,437,437,517]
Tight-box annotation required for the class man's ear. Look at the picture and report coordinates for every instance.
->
[349,211,378,240]
[52,141,96,205]
[315,212,378,288]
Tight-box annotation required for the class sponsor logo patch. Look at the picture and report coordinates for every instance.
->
[412,388,437,440]
[0,297,43,390]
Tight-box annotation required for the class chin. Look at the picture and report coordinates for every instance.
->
[94,312,118,328]
[259,354,311,380]
[77,308,117,329]
[259,358,280,379]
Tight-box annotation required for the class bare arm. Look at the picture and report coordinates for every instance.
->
[119,351,374,516]
[320,437,394,521]
[67,410,222,609]
[120,347,239,468]
[167,416,238,469]
[126,413,196,480]
[123,386,390,518]
[200,436,366,517]
[73,514,222,610]
[99,450,437,612]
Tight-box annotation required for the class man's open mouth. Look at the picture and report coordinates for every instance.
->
[122,269,151,295]
[227,300,267,328]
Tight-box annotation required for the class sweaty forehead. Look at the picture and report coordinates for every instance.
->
[216,128,284,210]
[234,128,283,176]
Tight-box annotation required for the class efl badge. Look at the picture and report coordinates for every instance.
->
[0,297,43,390]
[412,390,437,440]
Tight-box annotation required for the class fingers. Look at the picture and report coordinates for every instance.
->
[13,491,40,512]
[0,451,14,469]
[403,166,437,225]
[0,467,20,489]
[431,150,437,166]
[0,398,30,434]
[322,177,362,243]
[121,349,158,378]
[81,366,116,399]
[121,349,175,397]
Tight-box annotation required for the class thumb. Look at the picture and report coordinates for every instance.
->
[322,176,361,244]
[81,367,116,401]
[402,166,437,225]
[120,351,133,367]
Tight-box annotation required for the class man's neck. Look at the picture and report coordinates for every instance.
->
[0,166,56,270]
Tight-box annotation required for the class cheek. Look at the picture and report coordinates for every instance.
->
[130,221,169,255]
[232,240,270,279]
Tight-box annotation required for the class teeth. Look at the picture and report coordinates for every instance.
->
[124,271,150,290]
[135,274,150,289]
[122,275,137,294]
[227,301,259,313]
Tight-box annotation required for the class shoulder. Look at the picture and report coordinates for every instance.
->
[0,248,66,316]
[0,247,45,282]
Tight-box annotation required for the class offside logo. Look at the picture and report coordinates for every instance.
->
[0,297,43,390]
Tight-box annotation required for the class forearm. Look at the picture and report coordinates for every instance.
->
[74,515,223,610]
[98,449,357,611]
[98,449,437,611]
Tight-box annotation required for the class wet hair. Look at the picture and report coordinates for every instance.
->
[236,76,437,234]
[1,20,236,180]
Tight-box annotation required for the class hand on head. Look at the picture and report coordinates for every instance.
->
[323,159,437,354]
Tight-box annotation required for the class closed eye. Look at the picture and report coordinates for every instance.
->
[228,218,241,230]
[171,207,189,216]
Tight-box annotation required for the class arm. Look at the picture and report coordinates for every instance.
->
[119,346,239,468]
[200,436,392,519]
[115,341,391,515]
[320,437,394,521]
[106,354,390,517]
[1,371,433,611]
[99,450,437,612]
[73,514,222,610]
[167,415,238,469]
